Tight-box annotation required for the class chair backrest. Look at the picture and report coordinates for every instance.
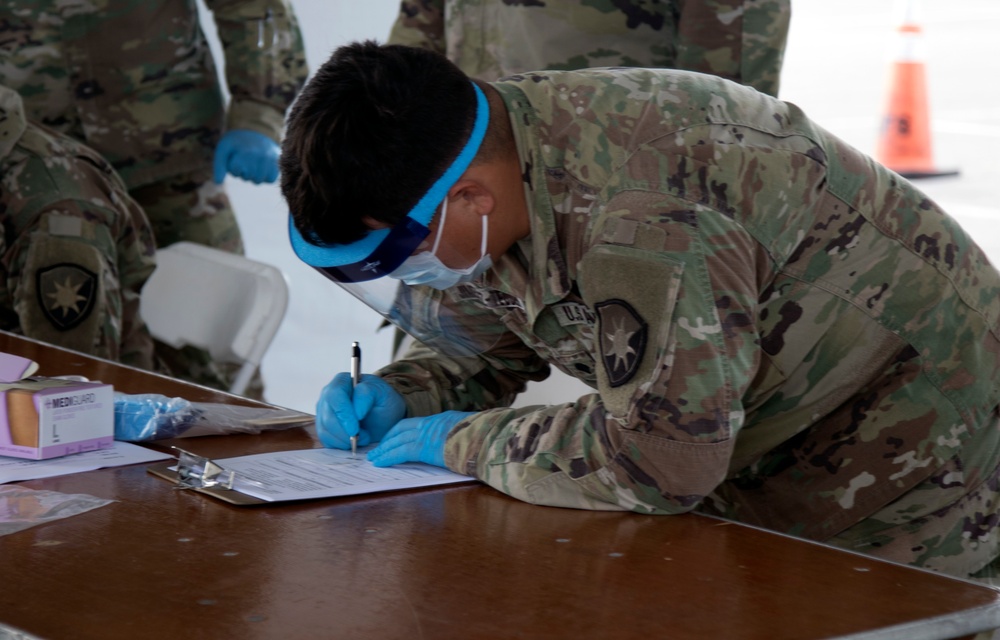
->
[139,242,290,396]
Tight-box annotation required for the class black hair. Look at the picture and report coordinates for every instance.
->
[280,40,477,246]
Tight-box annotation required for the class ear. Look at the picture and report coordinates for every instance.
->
[361,216,390,230]
[449,177,496,218]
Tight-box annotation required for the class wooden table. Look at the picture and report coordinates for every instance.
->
[1,332,998,640]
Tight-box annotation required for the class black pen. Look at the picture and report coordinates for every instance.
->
[350,341,361,458]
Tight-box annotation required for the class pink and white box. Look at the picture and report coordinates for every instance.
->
[0,352,113,460]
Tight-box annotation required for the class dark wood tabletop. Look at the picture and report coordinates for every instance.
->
[1,332,998,640]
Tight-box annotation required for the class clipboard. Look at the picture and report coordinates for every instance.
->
[147,445,476,506]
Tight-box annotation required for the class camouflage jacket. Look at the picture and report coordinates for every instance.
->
[387,0,790,96]
[0,85,157,368]
[0,0,308,188]
[377,69,1000,578]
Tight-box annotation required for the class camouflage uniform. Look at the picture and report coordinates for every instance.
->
[0,86,157,369]
[388,0,790,96]
[0,0,307,248]
[0,0,308,392]
[374,68,1000,580]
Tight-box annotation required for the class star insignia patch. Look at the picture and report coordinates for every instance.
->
[36,263,97,331]
[595,299,647,387]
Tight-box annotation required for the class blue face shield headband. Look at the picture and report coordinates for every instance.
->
[288,82,490,283]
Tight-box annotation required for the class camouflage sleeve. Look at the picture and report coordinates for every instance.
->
[441,193,761,514]
[386,0,447,53]
[376,291,552,418]
[3,199,156,369]
[203,0,309,141]
[0,112,157,369]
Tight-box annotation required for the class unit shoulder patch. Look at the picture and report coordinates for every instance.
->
[594,299,647,387]
[36,263,97,331]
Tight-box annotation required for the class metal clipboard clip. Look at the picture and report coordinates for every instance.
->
[147,447,269,505]
[172,447,237,491]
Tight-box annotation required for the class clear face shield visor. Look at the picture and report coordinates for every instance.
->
[289,83,501,357]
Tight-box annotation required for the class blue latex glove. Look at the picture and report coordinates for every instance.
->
[316,373,407,450]
[113,393,195,442]
[212,129,280,184]
[367,411,474,469]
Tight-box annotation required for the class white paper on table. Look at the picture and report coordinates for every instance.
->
[215,446,475,502]
[0,441,172,484]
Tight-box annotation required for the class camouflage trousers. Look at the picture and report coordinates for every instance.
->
[130,167,264,400]
[130,167,244,254]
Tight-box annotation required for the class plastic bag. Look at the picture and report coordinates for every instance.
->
[0,485,113,536]
[113,393,314,442]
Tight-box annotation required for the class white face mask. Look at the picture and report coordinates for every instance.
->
[389,197,493,289]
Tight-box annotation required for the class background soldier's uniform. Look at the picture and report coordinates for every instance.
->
[375,69,1000,581]
[388,0,791,96]
[0,0,308,391]
[0,86,157,369]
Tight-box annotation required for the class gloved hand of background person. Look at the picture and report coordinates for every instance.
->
[213,129,280,184]
[367,410,474,469]
[316,373,407,450]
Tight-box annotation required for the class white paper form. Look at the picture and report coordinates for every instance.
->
[216,446,475,502]
[0,442,172,484]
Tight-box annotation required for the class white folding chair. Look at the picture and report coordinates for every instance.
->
[139,241,290,396]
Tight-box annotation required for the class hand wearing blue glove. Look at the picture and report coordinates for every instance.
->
[212,129,280,184]
[367,410,474,469]
[316,373,407,450]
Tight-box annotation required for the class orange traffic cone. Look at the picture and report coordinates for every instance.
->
[875,0,958,179]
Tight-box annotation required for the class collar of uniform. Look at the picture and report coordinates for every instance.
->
[491,81,572,322]
[0,86,27,160]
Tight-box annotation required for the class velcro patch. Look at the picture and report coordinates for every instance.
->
[36,263,97,331]
[451,284,525,310]
[595,299,647,387]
